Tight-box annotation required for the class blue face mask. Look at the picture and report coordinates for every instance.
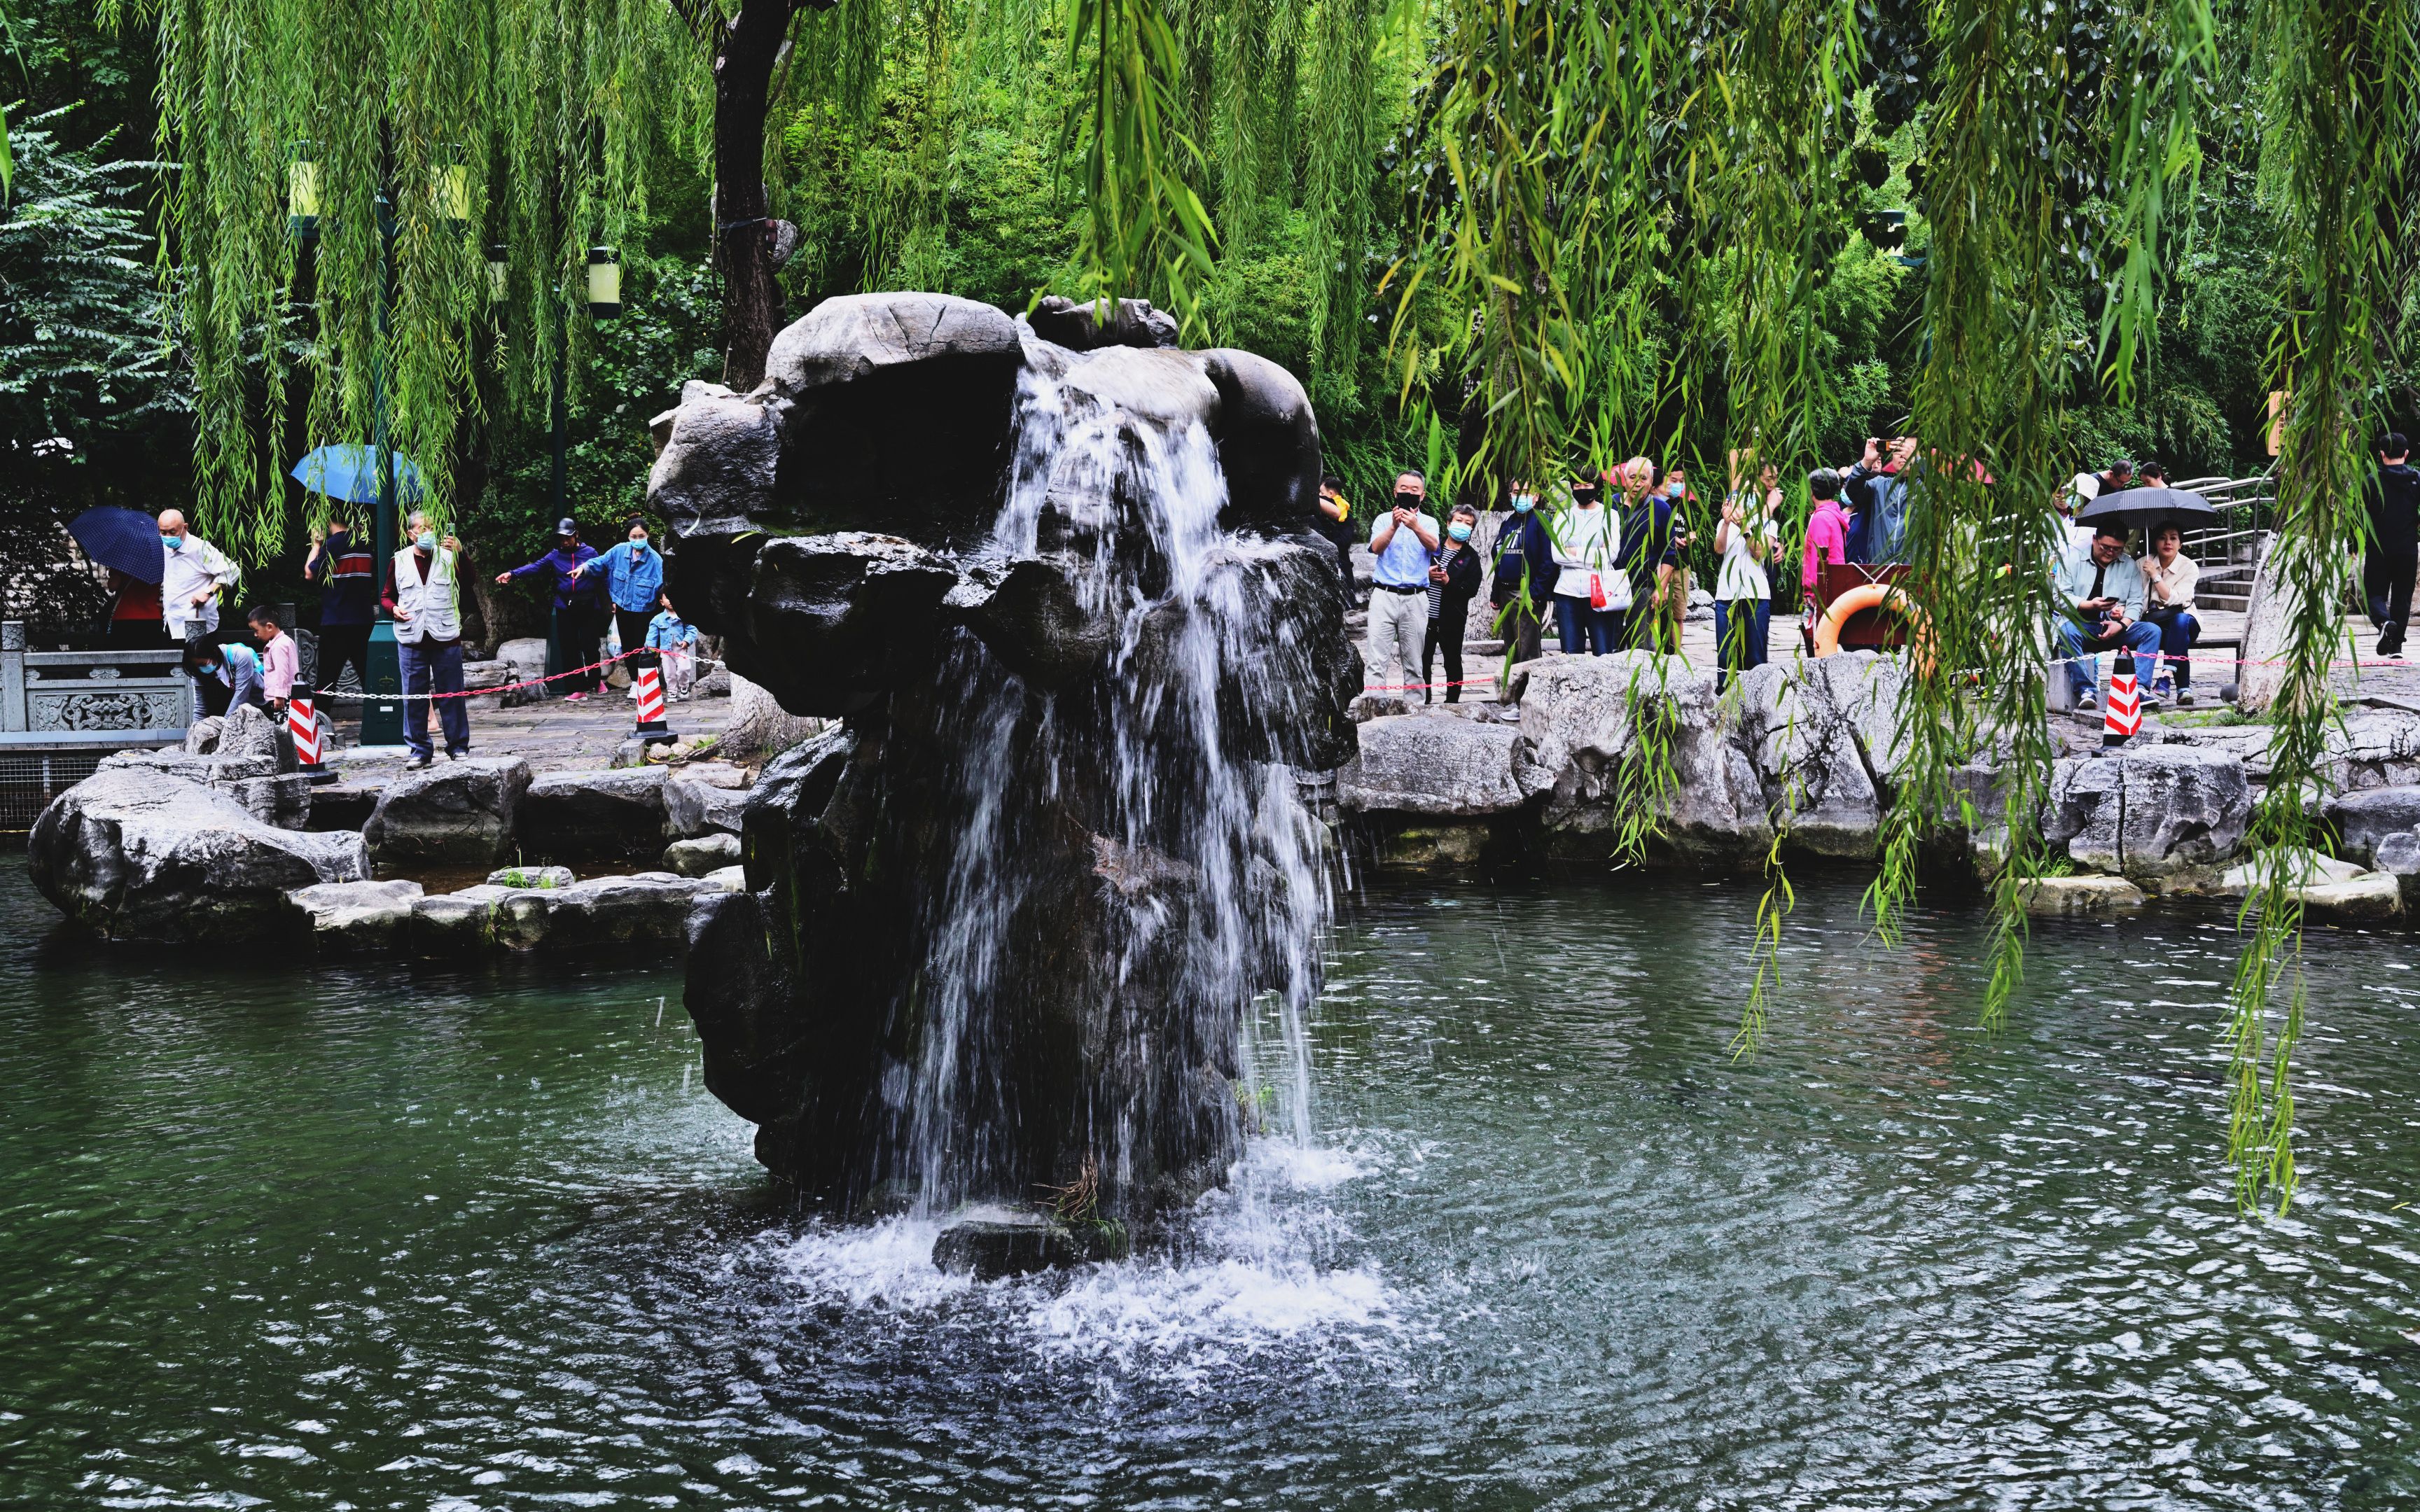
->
[162,534,184,551]
[1447,522,1474,542]
[415,531,438,553]
[1512,495,1536,512]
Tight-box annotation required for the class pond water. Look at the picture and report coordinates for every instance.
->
[2,862,2416,1508]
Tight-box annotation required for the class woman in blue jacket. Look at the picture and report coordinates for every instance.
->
[571,517,667,676]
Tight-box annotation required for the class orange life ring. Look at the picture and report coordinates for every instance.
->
[1812,582,1933,665]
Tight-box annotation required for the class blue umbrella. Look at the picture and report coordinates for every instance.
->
[69,506,167,583]
[290,444,428,506]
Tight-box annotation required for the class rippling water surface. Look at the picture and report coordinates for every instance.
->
[2,862,2416,1508]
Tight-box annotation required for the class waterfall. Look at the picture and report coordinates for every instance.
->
[893,337,1333,1221]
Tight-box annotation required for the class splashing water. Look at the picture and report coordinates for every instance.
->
[893,338,1335,1222]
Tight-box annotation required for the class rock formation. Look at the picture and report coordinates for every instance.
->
[656,291,1358,1224]
[30,768,368,943]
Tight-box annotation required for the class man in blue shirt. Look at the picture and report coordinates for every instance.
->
[570,517,667,687]
[1365,472,1440,692]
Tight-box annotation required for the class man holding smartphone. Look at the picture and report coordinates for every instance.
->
[2051,522,2162,713]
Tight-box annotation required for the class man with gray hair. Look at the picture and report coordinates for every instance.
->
[380,509,469,769]
[157,508,239,645]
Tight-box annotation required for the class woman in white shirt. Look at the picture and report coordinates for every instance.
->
[1714,466,1783,687]
[2140,520,2201,706]
[1551,473,1629,654]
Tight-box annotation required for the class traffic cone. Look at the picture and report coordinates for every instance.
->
[632,650,674,744]
[287,694,335,780]
[2102,645,2143,750]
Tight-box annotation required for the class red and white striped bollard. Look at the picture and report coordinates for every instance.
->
[632,650,673,744]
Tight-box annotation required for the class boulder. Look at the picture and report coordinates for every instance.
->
[30,769,370,943]
[361,756,534,869]
[1337,715,1529,816]
[2218,846,2366,895]
[2372,830,2420,911]
[701,864,746,892]
[1516,653,1769,864]
[398,874,713,954]
[495,637,549,707]
[931,1212,1132,1279]
[2116,747,2251,878]
[663,832,743,876]
[216,703,284,764]
[182,715,225,755]
[1734,657,1886,858]
[2039,748,2251,880]
[286,878,424,948]
[946,555,1118,691]
[1024,295,1180,351]
[2298,872,2402,923]
[228,772,315,832]
[523,766,672,862]
[664,775,751,840]
[718,672,826,760]
[2019,874,2148,916]
[486,863,575,890]
[725,533,961,717]
[2322,785,2420,867]
[755,291,1025,547]
[1198,347,1322,532]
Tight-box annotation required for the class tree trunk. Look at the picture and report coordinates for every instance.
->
[715,0,798,391]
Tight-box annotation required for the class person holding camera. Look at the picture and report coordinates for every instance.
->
[2052,523,2162,713]
[1366,472,1440,691]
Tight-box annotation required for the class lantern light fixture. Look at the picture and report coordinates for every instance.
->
[585,246,621,318]
[486,243,510,304]
[287,142,320,239]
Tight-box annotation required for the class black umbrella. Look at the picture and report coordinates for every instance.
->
[2075,486,2218,538]
[68,506,166,583]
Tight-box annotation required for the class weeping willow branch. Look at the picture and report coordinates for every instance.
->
[2096,0,2217,401]
[147,0,700,557]
[1065,0,1218,336]
[1878,0,2079,1023]
[2226,0,2416,1214]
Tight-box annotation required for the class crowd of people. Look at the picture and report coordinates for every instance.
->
[1333,431,2420,712]
[114,508,706,772]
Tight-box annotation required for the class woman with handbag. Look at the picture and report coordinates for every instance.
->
[1551,475,1629,654]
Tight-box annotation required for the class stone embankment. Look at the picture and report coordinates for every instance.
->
[1336,650,2420,924]
[29,748,756,953]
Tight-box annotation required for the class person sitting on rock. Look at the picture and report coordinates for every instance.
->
[2139,520,2200,707]
[1423,505,1484,704]
[2053,522,2162,714]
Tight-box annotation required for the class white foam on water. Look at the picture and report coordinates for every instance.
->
[769,1144,1401,1373]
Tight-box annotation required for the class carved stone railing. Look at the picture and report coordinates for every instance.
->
[0,621,190,748]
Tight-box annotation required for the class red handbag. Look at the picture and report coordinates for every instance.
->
[1588,573,1608,610]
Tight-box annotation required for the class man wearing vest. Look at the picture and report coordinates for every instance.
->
[381,510,471,769]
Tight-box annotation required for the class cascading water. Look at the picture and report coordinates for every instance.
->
[898,339,1333,1222]
[665,290,1361,1254]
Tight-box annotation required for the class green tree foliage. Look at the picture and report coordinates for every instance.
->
[0,107,186,622]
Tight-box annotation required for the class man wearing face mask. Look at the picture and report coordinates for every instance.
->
[1490,479,1557,668]
[156,509,240,648]
[571,516,667,694]
[1365,472,1440,693]
[381,509,470,769]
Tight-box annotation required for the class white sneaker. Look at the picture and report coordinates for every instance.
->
[2077,690,2099,713]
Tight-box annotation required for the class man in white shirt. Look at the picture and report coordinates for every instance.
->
[158,509,239,644]
[1365,472,1440,692]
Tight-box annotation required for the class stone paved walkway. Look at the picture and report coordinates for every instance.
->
[319,686,738,781]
